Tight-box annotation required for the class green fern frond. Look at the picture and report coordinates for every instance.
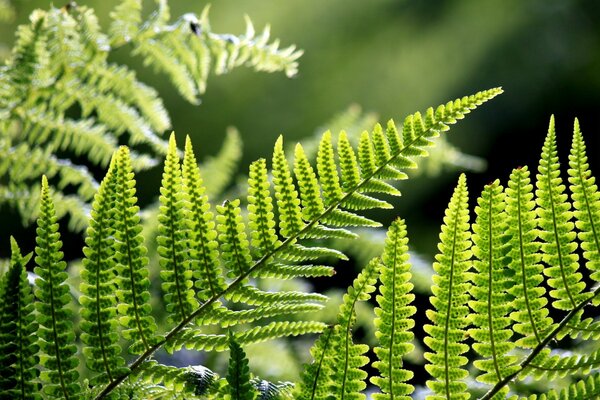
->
[295,260,378,400]
[227,333,258,400]
[217,199,254,278]
[251,378,293,400]
[567,118,600,285]
[528,346,600,380]
[0,237,40,399]
[112,147,159,355]
[469,180,518,395]
[34,176,80,399]
[182,136,226,302]
[158,134,198,324]
[536,116,590,313]
[370,219,416,400]
[110,2,302,104]
[522,372,600,400]
[79,154,128,386]
[424,173,471,400]
[134,361,217,398]
[505,166,555,349]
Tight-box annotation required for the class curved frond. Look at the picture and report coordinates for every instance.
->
[370,219,416,400]
[34,176,80,399]
[0,237,40,399]
[469,180,518,395]
[424,174,471,400]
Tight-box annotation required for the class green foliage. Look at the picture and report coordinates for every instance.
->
[227,333,258,400]
[0,237,39,399]
[0,1,300,231]
[34,176,80,399]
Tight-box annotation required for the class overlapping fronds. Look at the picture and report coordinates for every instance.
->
[0,237,39,399]
[0,1,298,231]
[424,174,471,400]
[79,154,128,386]
[536,117,590,313]
[370,219,416,400]
[295,260,378,400]
[110,1,302,104]
[469,180,518,396]
[34,177,80,398]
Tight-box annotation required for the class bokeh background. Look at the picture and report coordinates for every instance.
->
[1,0,600,391]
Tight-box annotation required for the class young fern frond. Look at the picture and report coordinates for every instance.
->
[79,154,128,386]
[112,147,159,355]
[424,174,471,400]
[158,134,198,324]
[110,1,302,104]
[505,166,555,349]
[536,117,590,315]
[0,237,40,399]
[370,219,416,400]
[34,176,80,399]
[567,119,600,286]
[469,180,518,396]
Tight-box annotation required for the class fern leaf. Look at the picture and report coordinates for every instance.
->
[567,118,600,284]
[273,136,305,238]
[371,219,416,400]
[112,147,159,355]
[134,361,217,398]
[528,347,600,380]
[34,176,80,399]
[158,134,198,324]
[217,199,253,278]
[424,174,471,400]
[182,136,226,302]
[79,154,128,385]
[469,180,518,395]
[0,237,40,399]
[248,158,280,256]
[523,372,600,400]
[200,127,243,199]
[296,260,378,400]
[505,166,554,349]
[536,116,590,313]
[227,333,258,400]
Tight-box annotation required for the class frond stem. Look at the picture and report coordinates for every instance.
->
[480,285,600,400]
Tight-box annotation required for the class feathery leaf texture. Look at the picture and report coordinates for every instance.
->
[227,333,258,400]
[0,1,297,231]
[424,174,471,400]
[469,180,518,395]
[79,154,128,386]
[0,237,40,399]
[370,219,416,400]
[34,177,80,399]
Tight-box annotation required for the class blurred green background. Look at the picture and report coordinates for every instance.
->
[2,0,600,259]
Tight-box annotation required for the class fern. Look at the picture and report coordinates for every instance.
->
[227,333,258,400]
[0,1,300,230]
[0,237,39,399]
[370,219,416,400]
[423,173,472,400]
[34,176,80,399]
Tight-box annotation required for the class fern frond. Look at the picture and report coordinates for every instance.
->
[110,2,302,104]
[567,118,600,284]
[295,260,378,400]
[34,176,80,399]
[536,116,590,313]
[158,134,198,324]
[79,154,128,386]
[217,199,253,278]
[0,237,40,399]
[528,347,600,380]
[182,136,226,302]
[505,166,554,349]
[469,180,518,395]
[112,147,159,355]
[522,372,600,400]
[227,333,258,400]
[134,361,217,398]
[424,173,471,400]
[370,219,416,400]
